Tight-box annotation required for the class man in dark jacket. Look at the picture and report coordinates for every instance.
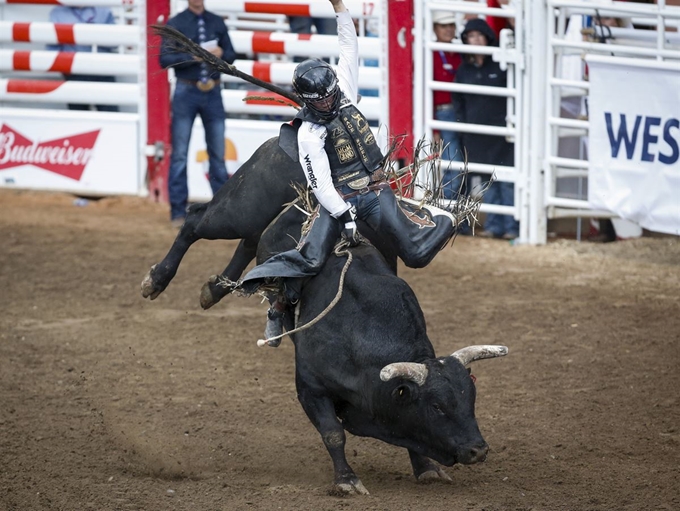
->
[453,18,518,239]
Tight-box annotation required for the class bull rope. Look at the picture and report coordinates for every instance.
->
[256,242,353,348]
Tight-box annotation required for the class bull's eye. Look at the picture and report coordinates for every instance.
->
[432,403,444,415]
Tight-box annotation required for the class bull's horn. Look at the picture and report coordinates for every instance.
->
[380,362,429,386]
[450,345,508,366]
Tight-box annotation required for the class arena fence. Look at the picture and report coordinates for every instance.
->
[0,0,154,198]
[414,0,526,238]
[416,0,679,243]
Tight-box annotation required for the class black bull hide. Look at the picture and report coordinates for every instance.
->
[141,137,402,307]
[251,204,508,494]
[141,136,455,308]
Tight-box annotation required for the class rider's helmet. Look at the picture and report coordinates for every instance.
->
[292,59,340,121]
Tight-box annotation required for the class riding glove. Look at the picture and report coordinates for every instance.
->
[339,206,360,247]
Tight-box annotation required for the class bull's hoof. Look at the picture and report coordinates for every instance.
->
[328,479,369,496]
[416,467,452,483]
[199,275,220,310]
[200,275,239,310]
[141,264,162,300]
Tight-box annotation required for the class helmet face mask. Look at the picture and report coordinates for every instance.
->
[293,59,340,121]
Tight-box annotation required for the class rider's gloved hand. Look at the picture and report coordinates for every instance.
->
[339,206,360,247]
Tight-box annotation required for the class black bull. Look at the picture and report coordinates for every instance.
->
[250,204,508,494]
[141,136,454,307]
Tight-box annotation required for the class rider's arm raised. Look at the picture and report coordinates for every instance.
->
[333,2,359,104]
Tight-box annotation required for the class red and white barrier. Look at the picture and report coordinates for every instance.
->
[0,21,139,46]
[182,0,382,18]
[229,58,380,87]
[219,89,380,119]
[0,49,139,75]
[0,78,138,105]
[228,30,380,59]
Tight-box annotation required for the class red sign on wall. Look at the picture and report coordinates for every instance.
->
[0,124,100,181]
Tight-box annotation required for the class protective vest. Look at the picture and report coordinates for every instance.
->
[279,95,384,186]
[322,97,384,185]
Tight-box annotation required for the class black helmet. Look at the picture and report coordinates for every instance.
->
[292,59,340,121]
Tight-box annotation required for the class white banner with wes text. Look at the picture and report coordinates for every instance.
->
[588,57,680,236]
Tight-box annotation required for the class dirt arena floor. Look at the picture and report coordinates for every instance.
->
[1,189,678,511]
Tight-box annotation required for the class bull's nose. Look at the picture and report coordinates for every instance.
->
[467,443,489,463]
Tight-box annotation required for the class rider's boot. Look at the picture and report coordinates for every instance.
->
[263,299,286,346]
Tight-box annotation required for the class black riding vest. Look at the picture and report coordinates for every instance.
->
[292,95,384,186]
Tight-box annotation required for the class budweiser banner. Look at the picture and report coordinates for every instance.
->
[0,109,140,196]
[587,57,680,236]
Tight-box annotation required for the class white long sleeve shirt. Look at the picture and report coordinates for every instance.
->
[297,11,359,218]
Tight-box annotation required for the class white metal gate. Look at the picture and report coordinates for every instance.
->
[414,0,680,244]
[414,0,528,240]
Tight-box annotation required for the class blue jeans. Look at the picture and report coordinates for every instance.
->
[435,107,463,199]
[483,180,519,237]
[168,81,228,220]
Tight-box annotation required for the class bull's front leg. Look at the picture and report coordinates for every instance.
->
[408,449,452,483]
[199,237,259,309]
[141,204,207,299]
[296,382,369,495]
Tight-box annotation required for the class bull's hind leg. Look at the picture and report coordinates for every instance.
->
[297,382,369,495]
[141,203,208,300]
[408,450,452,483]
[199,237,258,309]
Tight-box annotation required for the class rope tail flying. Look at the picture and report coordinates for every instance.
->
[152,24,302,107]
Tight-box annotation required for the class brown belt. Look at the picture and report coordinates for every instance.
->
[178,78,217,92]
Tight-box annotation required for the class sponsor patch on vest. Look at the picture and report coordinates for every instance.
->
[352,112,370,135]
[334,137,356,163]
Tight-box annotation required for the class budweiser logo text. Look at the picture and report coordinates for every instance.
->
[0,124,100,180]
